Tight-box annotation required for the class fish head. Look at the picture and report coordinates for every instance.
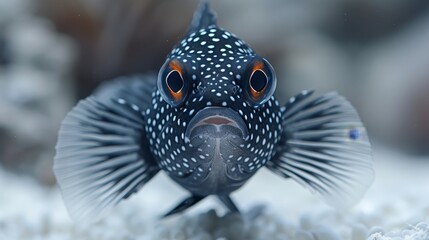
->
[148,7,283,192]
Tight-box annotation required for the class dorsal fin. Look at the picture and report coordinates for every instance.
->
[189,0,217,33]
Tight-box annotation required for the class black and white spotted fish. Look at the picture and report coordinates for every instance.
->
[53,0,374,221]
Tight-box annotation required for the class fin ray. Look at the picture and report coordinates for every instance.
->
[162,195,205,218]
[218,195,240,213]
[189,0,217,33]
[54,76,159,222]
[268,91,374,209]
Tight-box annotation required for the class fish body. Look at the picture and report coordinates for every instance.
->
[148,28,281,196]
[54,0,374,221]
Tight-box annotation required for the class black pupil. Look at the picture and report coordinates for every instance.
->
[250,70,267,92]
[167,70,183,93]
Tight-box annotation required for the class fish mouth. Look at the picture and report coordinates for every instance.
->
[185,107,249,143]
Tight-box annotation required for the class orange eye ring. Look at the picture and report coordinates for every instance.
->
[158,59,191,108]
[242,57,276,107]
[168,60,184,75]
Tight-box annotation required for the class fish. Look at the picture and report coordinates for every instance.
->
[53,0,374,222]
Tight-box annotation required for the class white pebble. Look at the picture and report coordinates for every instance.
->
[300,214,314,230]
[368,226,385,237]
[189,232,212,240]
[311,226,340,240]
[295,230,315,240]
[351,224,368,240]
[416,222,428,229]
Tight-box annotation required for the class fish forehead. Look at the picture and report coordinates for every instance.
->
[170,27,255,57]
[169,27,255,87]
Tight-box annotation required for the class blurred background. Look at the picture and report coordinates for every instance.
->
[1,0,429,187]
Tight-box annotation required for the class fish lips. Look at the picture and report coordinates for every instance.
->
[185,107,249,143]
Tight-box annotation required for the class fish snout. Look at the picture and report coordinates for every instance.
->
[185,107,249,143]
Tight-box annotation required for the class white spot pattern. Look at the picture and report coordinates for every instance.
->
[144,26,283,190]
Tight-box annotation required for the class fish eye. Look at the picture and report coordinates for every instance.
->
[243,58,276,107]
[158,59,191,107]
[249,69,268,94]
[166,70,184,93]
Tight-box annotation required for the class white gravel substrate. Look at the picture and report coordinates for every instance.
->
[1,146,428,240]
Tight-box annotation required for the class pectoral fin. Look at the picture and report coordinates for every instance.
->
[53,75,159,222]
[268,90,374,209]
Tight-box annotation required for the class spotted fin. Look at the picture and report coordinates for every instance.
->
[268,91,374,209]
[189,0,217,34]
[53,75,159,222]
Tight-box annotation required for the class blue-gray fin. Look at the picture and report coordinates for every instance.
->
[188,0,217,34]
[218,195,240,213]
[53,75,159,222]
[162,195,205,218]
[267,90,375,209]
